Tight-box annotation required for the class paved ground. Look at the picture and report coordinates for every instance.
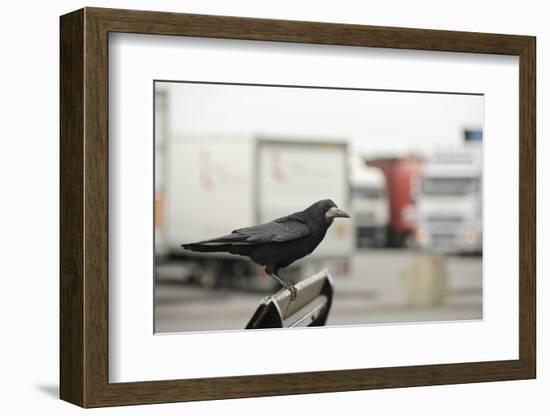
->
[154,249,482,333]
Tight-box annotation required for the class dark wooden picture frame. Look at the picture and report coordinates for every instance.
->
[60,7,536,408]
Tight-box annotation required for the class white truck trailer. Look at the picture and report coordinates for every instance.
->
[414,152,482,254]
[157,135,352,288]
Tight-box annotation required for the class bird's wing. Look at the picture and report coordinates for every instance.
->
[231,215,310,244]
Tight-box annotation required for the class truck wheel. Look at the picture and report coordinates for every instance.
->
[375,227,388,248]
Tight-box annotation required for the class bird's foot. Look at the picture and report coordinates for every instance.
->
[286,284,297,301]
[267,271,297,301]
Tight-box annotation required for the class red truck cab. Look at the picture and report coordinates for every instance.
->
[366,157,424,247]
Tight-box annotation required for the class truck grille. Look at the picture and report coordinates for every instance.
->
[355,212,375,224]
[431,233,457,246]
[427,214,463,223]
[425,215,464,243]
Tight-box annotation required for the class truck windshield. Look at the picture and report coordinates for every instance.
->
[421,177,479,196]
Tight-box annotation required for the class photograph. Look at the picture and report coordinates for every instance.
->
[153,81,484,333]
[56,7,536,408]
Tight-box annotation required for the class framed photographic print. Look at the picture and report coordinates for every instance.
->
[60,7,536,408]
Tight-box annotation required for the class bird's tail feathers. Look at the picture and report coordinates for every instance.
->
[181,242,226,253]
[181,233,249,253]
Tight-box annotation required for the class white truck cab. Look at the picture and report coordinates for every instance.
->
[351,165,389,247]
[415,152,482,254]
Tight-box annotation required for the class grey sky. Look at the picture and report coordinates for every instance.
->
[159,82,483,157]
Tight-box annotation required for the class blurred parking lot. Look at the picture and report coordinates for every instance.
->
[155,248,481,333]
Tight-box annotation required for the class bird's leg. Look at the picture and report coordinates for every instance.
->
[266,267,297,301]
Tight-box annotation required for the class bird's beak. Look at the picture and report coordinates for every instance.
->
[327,207,351,219]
